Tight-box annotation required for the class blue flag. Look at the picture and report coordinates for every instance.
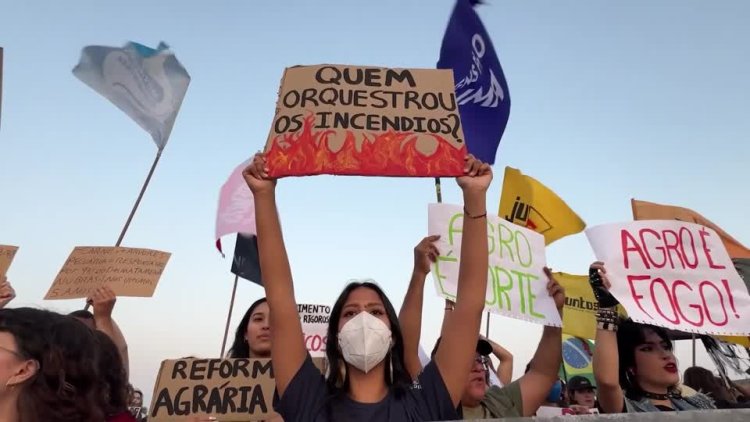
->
[438,0,510,164]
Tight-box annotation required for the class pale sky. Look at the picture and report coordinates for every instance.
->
[1,0,749,405]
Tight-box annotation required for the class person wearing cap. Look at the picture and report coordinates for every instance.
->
[399,236,566,418]
[568,375,597,410]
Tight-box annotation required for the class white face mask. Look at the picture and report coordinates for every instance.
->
[338,311,392,373]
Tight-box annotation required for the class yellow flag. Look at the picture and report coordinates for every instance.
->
[631,198,750,259]
[719,335,750,347]
[557,272,627,340]
[557,273,597,340]
[499,167,585,245]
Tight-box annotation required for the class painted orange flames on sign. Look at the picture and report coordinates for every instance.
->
[265,116,466,177]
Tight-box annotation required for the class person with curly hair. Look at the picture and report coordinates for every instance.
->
[94,331,136,421]
[0,307,105,422]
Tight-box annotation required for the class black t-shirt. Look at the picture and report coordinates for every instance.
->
[275,355,459,421]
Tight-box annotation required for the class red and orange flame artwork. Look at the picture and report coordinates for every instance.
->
[265,115,466,177]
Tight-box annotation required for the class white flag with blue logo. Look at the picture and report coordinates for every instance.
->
[73,41,190,150]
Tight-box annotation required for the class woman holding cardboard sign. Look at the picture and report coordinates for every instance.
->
[589,262,716,413]
[243,152,492,421]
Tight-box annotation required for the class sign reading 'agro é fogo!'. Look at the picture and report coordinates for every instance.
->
[264,64,467,178]
[587,221,750,336]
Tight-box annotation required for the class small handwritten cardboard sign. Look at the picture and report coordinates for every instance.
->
[44,246,171,299]
[0,245,18,278]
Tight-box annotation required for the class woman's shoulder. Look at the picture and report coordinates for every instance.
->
[405,361,460,420]
[682,392,716,410]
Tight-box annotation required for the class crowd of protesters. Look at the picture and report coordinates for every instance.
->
[1,154,748,421]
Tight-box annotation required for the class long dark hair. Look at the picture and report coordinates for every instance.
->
[324,281,411,397]
[617,319,674,400]
[228,297,268,358]
[0,307,105,422]
[68,310,96,328]
[94,331,130,416]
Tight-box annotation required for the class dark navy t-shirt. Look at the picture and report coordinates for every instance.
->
[276,355,458,421]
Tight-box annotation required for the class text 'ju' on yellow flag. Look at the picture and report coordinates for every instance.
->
[499,167,585,245]
[631,199,750,347]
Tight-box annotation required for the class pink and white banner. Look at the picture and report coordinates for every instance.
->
[215,159,255,254]
[586,220,750,336]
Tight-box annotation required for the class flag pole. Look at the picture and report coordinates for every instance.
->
[83,148,164,311]
[116,149,164,246]
[434,177,443,203]
[220,275,240,357]
[692,333,697,367]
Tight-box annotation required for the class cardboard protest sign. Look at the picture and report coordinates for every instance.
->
[45,246,170,299]
[0,245,18,278]
[428,203,562,326]
[149,358,276,421]
[298,303,330,357]
[586,221,750,336]
[264,64,467,177]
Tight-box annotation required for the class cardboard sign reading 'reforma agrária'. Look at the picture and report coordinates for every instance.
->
[44,246,171,299]
[0,245,18,278]
[586,221,750,336]
[149,357,327,421]
[264,64,467,178]
[149,358,276,421]
[428,203,562,327]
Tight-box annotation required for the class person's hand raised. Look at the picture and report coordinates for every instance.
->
[456,155,492,193]
[243,153,277,195]
[0,276,16,309]
[413,235,440,276]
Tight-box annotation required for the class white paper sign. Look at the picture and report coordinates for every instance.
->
[298,303,330,357]
[428,203,561,326]
[536,406,599,417]
[586,221,750,336]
